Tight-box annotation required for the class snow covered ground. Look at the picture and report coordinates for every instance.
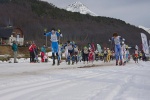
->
[0,59,150,100]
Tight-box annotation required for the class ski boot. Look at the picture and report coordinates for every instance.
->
[68,60,70,65]
[52,60,55,66]
[67,56,70,65]
[57,60,60,65]
[119,60,123,66]
[116,60,118,66]
[72,61,74,65]
[52,53,55,66]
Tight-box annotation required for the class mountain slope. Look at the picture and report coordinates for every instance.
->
[0,0,149,48]
[65,1,97,16]
[139,26,150,34]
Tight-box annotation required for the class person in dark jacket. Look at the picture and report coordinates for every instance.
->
[12,41,18,63]
[82,46,89,64]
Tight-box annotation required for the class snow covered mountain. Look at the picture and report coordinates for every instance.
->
[139,25,150,34]
[65,1,97,16]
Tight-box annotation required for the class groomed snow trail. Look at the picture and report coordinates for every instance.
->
[0,60,150,100]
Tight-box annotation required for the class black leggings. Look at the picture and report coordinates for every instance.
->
[52,52,59,60]
[83,54,88,62]
[30,52,35,62]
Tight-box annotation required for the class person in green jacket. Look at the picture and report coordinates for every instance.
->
[12,41,18,63]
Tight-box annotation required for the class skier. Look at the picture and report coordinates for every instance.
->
[139,51,142,60]
[88,48,94,63]
[74,45,79,64]
[121,42,126,64]
[134,48,138,63]
[103,47,108,63]
[78,49,82,62]
[44,28,62,65]
[82,46,89,64]
[95,50,99,61]
[107,48,111,62]
[111,50,115,60]
[58,44,63,63]
[111,33,124,65]
[99,52,104,61]
[66,41,75,65]
[91,43,96,60]
[125,47,130,63]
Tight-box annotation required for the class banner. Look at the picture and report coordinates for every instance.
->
[141,33,149,56]
[149,40,150,46]
[97,44,102,53]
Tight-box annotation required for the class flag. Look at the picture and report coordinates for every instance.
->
[141,33,149,57]
[135,45,138,51]
[97,44,102,53]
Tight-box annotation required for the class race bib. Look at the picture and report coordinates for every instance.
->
[51,34,58,42]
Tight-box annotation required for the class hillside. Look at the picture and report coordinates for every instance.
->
[0,45,29,57]
[0,0,150,49]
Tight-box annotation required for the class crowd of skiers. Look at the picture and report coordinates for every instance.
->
[11,28,149,65]
[25,30,129,66]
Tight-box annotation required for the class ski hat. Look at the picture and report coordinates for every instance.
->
[84,46,87,49]
[51,28,55,31]
[67,40,70,43]
[58,29,60,33]
[51,28,55,33]
[126,45,128,48]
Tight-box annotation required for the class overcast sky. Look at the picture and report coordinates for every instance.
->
[42,0,150,28]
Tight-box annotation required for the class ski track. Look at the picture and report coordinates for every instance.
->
[0,60,150,100]
[0,80,70,100]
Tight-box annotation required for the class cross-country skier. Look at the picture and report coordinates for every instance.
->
[111,33,125,65]
[74,45,79,64]
[134,48,138,63]
[103,47,108,63]
[121,42,126,64]
[66,41,75,65]
[82,46,89,64]
[107,48,111,62]
[88,48,94,63]
[78,49,82,62]
[44,28,62,65]
[95,50,99,61]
